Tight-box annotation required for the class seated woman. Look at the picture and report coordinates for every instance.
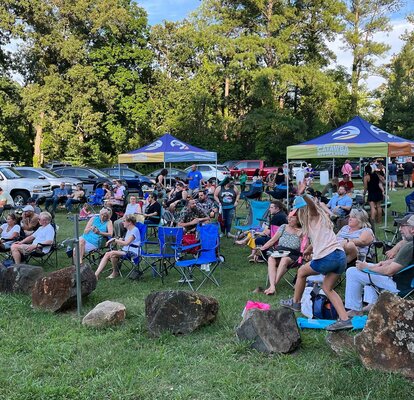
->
[258,213,304,295]
[78,208,113,264]
[336,208,374,263]
[95,215,141,279]
[0,213,21,251]
[113,196,143,237]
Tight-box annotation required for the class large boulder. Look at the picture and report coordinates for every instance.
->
[145,290,219,337]
[0,264,44,294]
[32,264,97,312]
[82,301,126,328]
[236,308,301,354]
[326,331,356,355]
[355,292,414,379]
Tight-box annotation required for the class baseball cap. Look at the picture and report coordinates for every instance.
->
[395,214,414,227]
[288,196,307,216]
[22,205,34,212]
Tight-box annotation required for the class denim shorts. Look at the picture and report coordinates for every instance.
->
[310,249,346,275]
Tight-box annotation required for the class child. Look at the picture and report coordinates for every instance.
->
[79,203,92,220]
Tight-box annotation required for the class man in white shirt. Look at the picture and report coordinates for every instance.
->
[11,211,55,264]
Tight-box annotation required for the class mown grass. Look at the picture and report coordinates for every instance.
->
[0,185,413,399]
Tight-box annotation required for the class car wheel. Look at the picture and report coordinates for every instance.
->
[13,190,29,206]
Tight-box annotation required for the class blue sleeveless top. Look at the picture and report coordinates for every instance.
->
[82,215,109,247]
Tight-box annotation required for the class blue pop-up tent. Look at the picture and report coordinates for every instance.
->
[287,116,414,227]
[118,133,217,164]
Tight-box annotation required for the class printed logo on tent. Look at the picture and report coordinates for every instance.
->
[170,140,189,150]
[370,125,394,139]
[332,126,360,140]
[146,140,163,151]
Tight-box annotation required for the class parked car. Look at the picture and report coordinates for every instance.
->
[0,166,53,206]
[222,160,240,169]
[229,160,278,179]
[100,166,153,194]
[184,164,230,183]
[52,166,113,193]
[147,167,187,187]
[15,167,82,191]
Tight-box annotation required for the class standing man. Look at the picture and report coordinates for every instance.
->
[187,164,203,195]
[403,158,414,189]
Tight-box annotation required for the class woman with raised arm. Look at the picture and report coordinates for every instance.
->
[280,181,352,331]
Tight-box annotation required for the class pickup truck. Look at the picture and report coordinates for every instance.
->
[230,160,279,179]
[0,166,53,206]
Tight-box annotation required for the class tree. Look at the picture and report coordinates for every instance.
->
[381,17,414,138]
[341,0,403,115]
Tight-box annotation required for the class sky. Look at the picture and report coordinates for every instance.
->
[137,0,414,90]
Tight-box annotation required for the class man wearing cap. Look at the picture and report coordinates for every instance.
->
[344,214,414,316]
[45,182,69,213]
[20,205,40,236]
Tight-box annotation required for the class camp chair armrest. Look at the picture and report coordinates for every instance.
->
[172,242,200,251]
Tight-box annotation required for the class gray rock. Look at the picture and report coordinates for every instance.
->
[0,264,44,294]
[82,301,126,328]
[326,331,356,355]
[236,308,301,354]
[355,292,414,379]
[145,290,219,337]
[32,264,97,312]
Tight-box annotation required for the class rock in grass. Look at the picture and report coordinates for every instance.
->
[236,308,301,354]
[326,331,356,355]
[0,264,44,294]
[82,301,126,328]
[32,264,97,312]
[145,290,219,337]
[355,292,414,379]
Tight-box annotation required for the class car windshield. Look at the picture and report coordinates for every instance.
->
[39,169,61,178]
[90,168,111,178]
[0,167,23,179]
[217,166,229,171]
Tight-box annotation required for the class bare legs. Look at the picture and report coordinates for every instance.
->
[369,201,382,224]
[264,256,292,295]
[95,250,125,279]
[341,241,358,263]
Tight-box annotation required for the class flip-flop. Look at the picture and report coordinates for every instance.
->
[264,290,275,296]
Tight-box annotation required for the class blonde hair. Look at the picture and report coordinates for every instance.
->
[349,208,371,228]
[297,199,333,235]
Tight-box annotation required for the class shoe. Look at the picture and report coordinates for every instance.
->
[326,319,353,331]
[391,188,397,191]
[280,298,301,312]
[226,233,235,238]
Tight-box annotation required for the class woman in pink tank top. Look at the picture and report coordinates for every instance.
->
[281,182,353,331]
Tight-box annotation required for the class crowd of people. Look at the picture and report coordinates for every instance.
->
[1,158,413,333]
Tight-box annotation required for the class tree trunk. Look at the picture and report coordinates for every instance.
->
[33,112,44,167]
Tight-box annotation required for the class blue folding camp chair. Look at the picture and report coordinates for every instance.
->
[140,226,184,283]
[87,188,105,212]
[233,200,270,238]
[175,223,222,291]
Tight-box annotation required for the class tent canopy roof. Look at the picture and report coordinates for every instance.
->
[287,116,414,159]
[118,133,217,163]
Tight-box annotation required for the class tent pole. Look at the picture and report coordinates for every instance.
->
[332,158,335,179]
[384,156,389,229]
[286,157,289,210]
[118,162,121,179]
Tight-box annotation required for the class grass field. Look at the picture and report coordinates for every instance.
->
[0,186,413,399]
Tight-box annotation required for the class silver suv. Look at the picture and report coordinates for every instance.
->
[0,166,53,206]
[15,167,81,191]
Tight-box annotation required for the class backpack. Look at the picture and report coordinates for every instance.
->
[311,287,338,320]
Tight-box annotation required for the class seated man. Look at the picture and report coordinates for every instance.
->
[323,186,352,218]
[196,190,217,218]
[20,205,40,236]
[11,211,54,264]
[45,182,69,213]
[345,214,414,316]
[177,198,210,233]
[338,174,354,193]
[65,184,85,213]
